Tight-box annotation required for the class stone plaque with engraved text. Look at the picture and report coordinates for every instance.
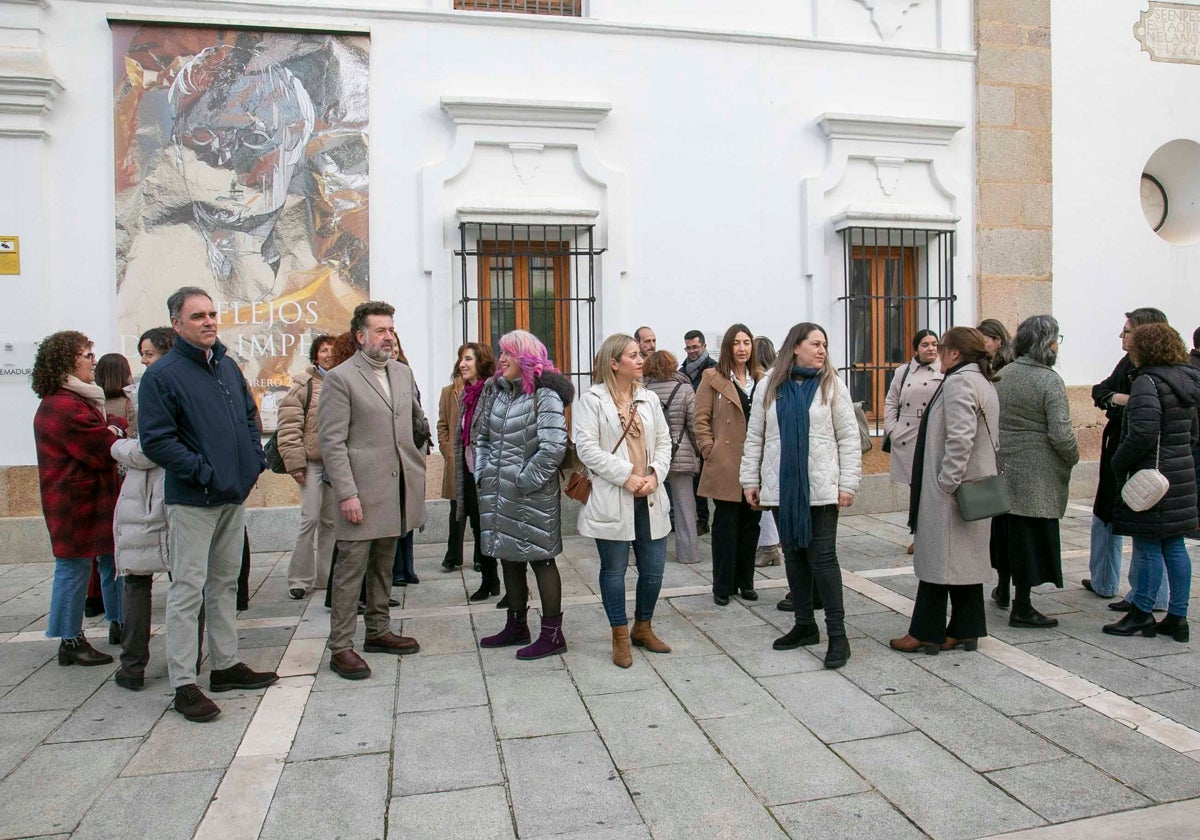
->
[1135,1,1200,64]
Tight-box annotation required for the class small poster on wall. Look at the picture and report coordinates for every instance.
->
[112,25,370,426]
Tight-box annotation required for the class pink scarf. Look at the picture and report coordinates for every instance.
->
[460,379,485,445]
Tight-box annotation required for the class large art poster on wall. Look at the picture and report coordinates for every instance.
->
[112,25,369,427]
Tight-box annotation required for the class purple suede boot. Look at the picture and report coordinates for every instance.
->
[481,609,531,648]
[516,614,566,660]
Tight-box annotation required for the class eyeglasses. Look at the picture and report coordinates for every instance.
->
[80,352,96,360]
[1057,334,1065,344]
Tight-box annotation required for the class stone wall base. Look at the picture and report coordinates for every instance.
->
[0,462,1101,564]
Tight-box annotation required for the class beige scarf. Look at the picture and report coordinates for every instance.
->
[62,375,107,416]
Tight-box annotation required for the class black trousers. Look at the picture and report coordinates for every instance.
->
[693,473,709,526]
[119,574,154,677]
[778,505,845,635]
[909,581,987,643]
[463,468,498,582]
[711,498,761,596]
[444,500,466,564]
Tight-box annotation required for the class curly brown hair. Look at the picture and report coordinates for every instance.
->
[643,350,678,381]
[32,331,90,398]
[329,331,358,368]
[1131,323,1188,367]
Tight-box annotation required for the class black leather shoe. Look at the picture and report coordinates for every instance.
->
[108,621,123,645]
[470,580,500,602]
[1107,600,1133,613]
[739,589,759,601]
[210,662,280,693]
[1081,579,1097,595]
[776,593,794,612]
[990,586,1010,609]
[713,594,730,606]
[441,557,462,571]
[114,669,144,691]
[1156,614,1190,642]
[1009,606,1059,628]
[824,635,851,669]
[174,684,220,722]
[57,636,114,666]
[393,578,408,587]
[696,522,710,536]
[1103,606,1157,637]
[773,623,819,650]
[407,573,420,585]
[288,588,305,600]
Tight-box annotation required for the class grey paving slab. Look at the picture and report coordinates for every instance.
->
[1137,651,1200,687]
[700,710,870,805]
[388,786,515,840]
[121,692,258,776]
[1018,637,1186,697]
[771,791,927,840]
[525,827,651,840]
[289,683,394,761]
[915,652,1079,716]
[503,732,640,838]
[0,640,56,686]
[238,644,287,675]
[584,687,716,770]
[639,607,722,658]
[562,641,665,696]
[0,737,140,838]
[836,636,950,697]
[839,533,908,559]
[1018,706,1200,802]
[760,670,912,743]
[845,609,914,646]
[650,654,778,720]
[399,614,479,656]
[488,668,593,739]
[0,615,41,633]
[622,759,788,840]
[704,622,825,678]
[880,685,1064,772]
[392,706,503,796]
[0,708,69,778]
[72,768,223,840]
[400,578,473,609]
[834,730,1043,839]
[45,680,172,743]
[0,653,115,712]
[394,650,487,713]
[985,756,1152,823]
[1135,687,1200,731]
[260,753,390,840]
[667,593,766,631]
[235,626,296,649]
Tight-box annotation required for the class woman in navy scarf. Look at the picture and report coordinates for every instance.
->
[740,323,862,668]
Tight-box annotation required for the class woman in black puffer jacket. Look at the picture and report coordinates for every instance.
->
[1104,323,1200,642]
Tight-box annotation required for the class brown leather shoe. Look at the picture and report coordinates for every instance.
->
[906,543,914,555]
[889,634,939,655]
[363,632,420,656]
[941,637,979,651]
[611,625,633,668]
[630,619,671,653]
[330,649,371,680]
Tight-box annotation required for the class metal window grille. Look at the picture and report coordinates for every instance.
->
[455,222,602,395]
[454,0,582,16]
[837,226,956,432]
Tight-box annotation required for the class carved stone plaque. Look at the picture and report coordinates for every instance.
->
[1134,1,1200,65]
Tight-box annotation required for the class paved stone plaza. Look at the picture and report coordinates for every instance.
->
[1,502,1199,839]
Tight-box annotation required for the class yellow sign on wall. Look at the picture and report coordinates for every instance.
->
[0,238,18,275]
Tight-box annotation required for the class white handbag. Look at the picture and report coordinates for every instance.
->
[1121,440,1169,513]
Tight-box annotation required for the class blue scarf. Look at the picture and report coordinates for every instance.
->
[778,366,822,550]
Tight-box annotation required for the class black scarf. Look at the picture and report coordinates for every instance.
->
[907,361,970,534]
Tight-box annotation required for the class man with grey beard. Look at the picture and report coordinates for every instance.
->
[318,301,428,679]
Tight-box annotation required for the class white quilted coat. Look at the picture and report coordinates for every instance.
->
[739,373,862,506]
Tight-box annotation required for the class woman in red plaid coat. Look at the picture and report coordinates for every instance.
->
[32,331,128,666]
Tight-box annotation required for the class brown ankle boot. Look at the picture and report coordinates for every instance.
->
[611,625,633,668]
[630,619,671,653]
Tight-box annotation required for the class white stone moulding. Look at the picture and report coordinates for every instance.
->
[818,112,964,145]
[441,97,612,130]
[0,70,64,137]
[855,0,926,41]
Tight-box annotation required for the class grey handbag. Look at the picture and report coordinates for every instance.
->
[955,404,1012,522]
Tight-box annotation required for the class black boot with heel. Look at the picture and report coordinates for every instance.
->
[1156,613,1189,643]
[1103,605,1158,637]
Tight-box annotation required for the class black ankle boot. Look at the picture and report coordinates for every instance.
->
[470,576,500,603]
[1155,613,1189,642]
[58,636,114,666]
[773,623,819,650]
[824,635,851,669]
[1103,605,1157,637]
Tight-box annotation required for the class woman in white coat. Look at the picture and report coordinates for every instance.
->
[890,327,1001,656]
[740,323,862,669]
[576,334,674,668]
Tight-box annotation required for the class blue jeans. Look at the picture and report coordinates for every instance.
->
[1131,536,1191,617]
[46,554,119,639]
[595,497,667,627]
[1089,517,1167,608]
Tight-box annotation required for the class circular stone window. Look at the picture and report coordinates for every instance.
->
[1142,139,1200,243]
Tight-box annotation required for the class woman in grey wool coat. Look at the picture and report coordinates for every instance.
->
[990,315,1079,629]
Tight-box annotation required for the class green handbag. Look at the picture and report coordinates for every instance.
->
[955,405,1012,522]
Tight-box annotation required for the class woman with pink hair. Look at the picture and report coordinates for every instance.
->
[473,330,575,659]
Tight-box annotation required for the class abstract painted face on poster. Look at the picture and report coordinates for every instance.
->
[112,26,370,427]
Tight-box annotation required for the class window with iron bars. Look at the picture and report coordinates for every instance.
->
[454,0,582,16]
[455,222,601,396]
[838,227,956,432]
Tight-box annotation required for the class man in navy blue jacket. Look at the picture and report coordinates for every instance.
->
[139,286,277,722]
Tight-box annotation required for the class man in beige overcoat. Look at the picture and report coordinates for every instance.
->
[318,301,429,680]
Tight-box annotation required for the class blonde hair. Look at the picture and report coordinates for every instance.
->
[595,333,638,397]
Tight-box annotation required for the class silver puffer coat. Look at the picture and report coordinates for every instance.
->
[475,372,574,561]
